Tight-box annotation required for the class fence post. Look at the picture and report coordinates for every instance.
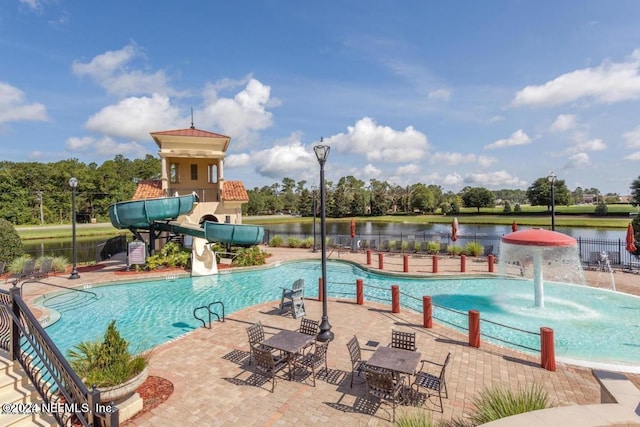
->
[318,277,323,302]
[366,249,372,265]
[488,254,495,273]
[356,279,364,305]
[378,252,384,270]
[540,327,556,371]
[461,254,466,272]
[432,255,438,273]
[9,286,21,361]
[469,310,480,348]
[391,285,400,313]
[403,255,409,273]
[423,296,432,328]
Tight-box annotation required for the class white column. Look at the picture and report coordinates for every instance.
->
[533,250,544,308]
[161,157,168,194]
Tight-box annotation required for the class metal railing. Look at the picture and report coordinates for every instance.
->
[0,286,118,426]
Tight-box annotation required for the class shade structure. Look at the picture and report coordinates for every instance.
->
[626,222,637,253]
[511,221,518,232]
[350,218,356,238]
[451,217,458,241]
[501,228,576,247]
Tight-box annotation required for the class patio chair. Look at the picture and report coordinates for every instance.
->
[391,330,416,351]
[299,317,319,337]
[293,340,329,386]
[364,366,405,423]
[6,259,35,283]
[279,279,306,318]
[346,335,368,387]
[252,345,289,393]
[246,321,270,365]
[412,352,451,413]
[32,258,53,279]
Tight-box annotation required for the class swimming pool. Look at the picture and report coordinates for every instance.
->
[40,260,640,371]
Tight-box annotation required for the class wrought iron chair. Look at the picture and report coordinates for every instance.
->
[364,366,405,423]
[412,352,451,412]
[346,335,368,387]
[299,318,319,337]
[252,345,289,393]
[6,259,35,283]
[32,258,53,279]
[246,321,269,365]
[391,330,416,351]
[293,340,329,386]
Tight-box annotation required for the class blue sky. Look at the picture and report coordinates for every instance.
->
[3,1,640,195]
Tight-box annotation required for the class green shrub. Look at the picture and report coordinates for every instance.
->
[301,237,314,248]
[413,241,421,252]
[465,241,484,256]
[145,241,190,270]
[395,410,436,427]
[470,384,553,425]
[447,245,463,255]
[8,255,31,274]
[594,202,608,216]
[52,256,69,273]
[287,237,302,248]
[514,203,522,212]
[67,320,147,388]
[401,241,409,251]
[232,246,266,267]
[269,235,284,247]
[427,241,440,254]
[0,219,23,264]
[503,201,512,213]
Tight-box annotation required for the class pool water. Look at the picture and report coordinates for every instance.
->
[41,260,640,371]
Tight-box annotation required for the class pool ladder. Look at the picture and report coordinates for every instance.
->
[193,301,225,329]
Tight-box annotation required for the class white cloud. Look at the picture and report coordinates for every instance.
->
[225,153,251,168]
[250,141,315,179]
[428,88,450,101]
[550,114,578,132]
[564,152,591,168]
[85,94,182,140]
[489,115,505,123]
[570,138,606,153]
[396,164,420,175]
[72,44,174,97]
[19,0,42,12]
[441,172,464,187]
[484,129,531,150]
[65,135,149,157]
[326,117,430,162]
[429,152,496,168]
[0,82,48,123]
[513,49,640,106]
[623,126,640,148]
[201,78,275,149]
[463,170,528,188]
[624,152,640,161]
[362,163,382,178]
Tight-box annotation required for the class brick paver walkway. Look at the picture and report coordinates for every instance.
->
[4,246,640,426]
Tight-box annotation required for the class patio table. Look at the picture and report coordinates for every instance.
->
[262,329,315,379]
[367,346,421,378]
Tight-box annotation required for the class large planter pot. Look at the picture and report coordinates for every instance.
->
[98,366,148,404]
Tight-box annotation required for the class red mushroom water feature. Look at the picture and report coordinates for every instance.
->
[501,228,577,308]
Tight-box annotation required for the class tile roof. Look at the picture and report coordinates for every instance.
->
[150,128,230,139]
[131,179,248,202]
[221,181,249,201]
[132,180,163,200]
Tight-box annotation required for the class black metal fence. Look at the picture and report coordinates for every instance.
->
[263,230,640,269]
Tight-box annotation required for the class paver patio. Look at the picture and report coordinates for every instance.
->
[4,246,640,426]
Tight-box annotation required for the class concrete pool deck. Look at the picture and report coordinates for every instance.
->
[4,246,640,426]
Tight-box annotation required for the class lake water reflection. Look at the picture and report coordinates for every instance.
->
[263,220,625,241]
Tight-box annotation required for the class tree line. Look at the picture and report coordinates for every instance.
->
[246,176,626,217]
[0,156,635,226]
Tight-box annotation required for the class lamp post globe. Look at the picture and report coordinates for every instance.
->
[68,177,80,279]
[547,171,557,231]
[314,140,333,342]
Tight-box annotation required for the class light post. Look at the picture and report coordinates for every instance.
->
[547,171,556,231]
[68,177,80,279]
[312,186,317,253]
[314,140,333,342]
